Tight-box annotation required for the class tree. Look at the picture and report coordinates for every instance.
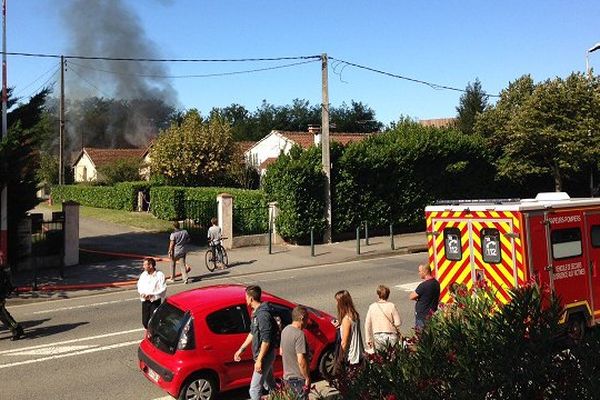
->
[0,88,51,264]
[97,158,142,185]
[149,109,238,186]
[476,73,600,192]
[456,78,489,135]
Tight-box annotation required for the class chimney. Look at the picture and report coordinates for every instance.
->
[308,124,321,145]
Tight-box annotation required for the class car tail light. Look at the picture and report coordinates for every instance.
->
[177,317,195,350]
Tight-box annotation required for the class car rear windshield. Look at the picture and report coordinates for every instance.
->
[148,302,187,354]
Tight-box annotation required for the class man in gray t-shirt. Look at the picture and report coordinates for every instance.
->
[168,221,191,283]
[280,306,311,400]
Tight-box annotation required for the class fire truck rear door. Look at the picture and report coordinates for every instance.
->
[470,217,518,304]
[584,212,600,321]
[546,210,590,311]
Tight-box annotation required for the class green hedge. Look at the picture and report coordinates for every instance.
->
[150,186,268,235]
[263,121,496,243]
[51,182,151,211]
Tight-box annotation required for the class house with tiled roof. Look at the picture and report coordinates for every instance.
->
[245,127,372,174]
[72,147,146,182]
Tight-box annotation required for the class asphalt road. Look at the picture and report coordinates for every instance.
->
[0,252,426,400]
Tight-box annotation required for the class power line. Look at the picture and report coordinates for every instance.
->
[14,61,61,97]
[2,51,321,63]
[329,56,500,97]
[68,64,113,98]
[67,59,320,79]
[20,66,60,100]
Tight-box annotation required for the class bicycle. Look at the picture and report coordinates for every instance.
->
[205,238,229,272]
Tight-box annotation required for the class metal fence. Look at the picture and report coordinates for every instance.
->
[233,204,269,236]
[30,213,65,283]
[182,200,218,244]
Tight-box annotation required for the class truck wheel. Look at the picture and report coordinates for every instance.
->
[566,315,586,346]
[318,346,335,380]
[178,373,218,400]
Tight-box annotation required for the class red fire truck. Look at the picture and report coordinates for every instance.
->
[425,192,600,336]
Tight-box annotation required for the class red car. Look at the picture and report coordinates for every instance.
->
[138,284,337,400]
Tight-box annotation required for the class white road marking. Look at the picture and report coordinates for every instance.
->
[0,328,143,355]
[31,298,137,314]
[0,340,140,369]
[395,281,421,292]
[6,345,94,356]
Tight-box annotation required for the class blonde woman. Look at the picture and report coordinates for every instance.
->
[334,290,364,369]
[365,285,401,351]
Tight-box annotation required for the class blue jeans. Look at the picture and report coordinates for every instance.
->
[285,378,308,400]
[415,318,425,331]
[249,349,276,400]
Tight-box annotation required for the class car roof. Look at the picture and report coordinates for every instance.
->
[167,284,289,314]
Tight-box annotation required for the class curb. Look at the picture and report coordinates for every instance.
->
[13,244,427,294]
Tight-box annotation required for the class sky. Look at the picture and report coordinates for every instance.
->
[7,0,600,126]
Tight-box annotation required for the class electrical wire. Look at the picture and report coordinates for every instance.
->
[68,64,113,98]
[67,59,320,79]
[20,66,60,100]
[14,61,61,97]
[329,56,500,97]
[2,51,321,63]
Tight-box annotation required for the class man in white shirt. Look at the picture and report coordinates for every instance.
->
[137,257,167,329]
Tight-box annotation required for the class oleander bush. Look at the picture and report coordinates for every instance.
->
[326,284,600,400]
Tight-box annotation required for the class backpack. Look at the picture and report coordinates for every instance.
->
[257,304,282,349]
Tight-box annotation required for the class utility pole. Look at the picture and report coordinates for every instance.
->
[321,53,332,242]
[59,55,65,185]
[586,42,600,197]
[0,0,8,267]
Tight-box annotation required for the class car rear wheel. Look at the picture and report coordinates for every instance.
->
[318,346,335,380]
[179,374,217,400]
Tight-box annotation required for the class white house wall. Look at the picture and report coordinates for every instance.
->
[73,153,97,182]
[245,132,294,168]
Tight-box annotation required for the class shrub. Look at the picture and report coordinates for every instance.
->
[52,182,150,211]
[263,145,326,244]
[97,158,142,184]
[149,186,267,235]
[328,284,596,400]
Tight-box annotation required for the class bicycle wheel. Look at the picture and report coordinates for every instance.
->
[205,249,216,272]
[219,246,229,268]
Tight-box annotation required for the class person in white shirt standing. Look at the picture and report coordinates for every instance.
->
[365,284,402,351]
[137,257,167,329]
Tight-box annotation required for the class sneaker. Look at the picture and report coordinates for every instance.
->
[11,326,24,341]
[183,279,189,284]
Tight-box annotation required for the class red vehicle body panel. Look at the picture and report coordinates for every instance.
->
[138,284,336,398]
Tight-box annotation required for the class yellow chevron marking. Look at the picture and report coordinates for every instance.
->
[490,211,501,218]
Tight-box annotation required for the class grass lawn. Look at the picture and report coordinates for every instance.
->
[37,203,173,232]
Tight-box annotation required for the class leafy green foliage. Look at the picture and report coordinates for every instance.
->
[97,158,142,185]
[1,88,52,263]
[51,182,150,211]
[475,73,600,192]
[36,152,59,186]
[211,99,383,141]
[149,186,267,235]
[150,109,240,187]
[262,145,326,244]
[328,284,598,400]
[456,78,488,135]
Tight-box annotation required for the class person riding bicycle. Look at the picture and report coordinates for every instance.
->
[207,217,224,268]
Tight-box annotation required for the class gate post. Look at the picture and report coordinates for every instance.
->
[217,193,233,250]
[63,201,80,267]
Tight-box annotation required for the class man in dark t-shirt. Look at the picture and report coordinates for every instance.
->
[409,264,440,330]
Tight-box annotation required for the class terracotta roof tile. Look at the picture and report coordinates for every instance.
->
[82,147,146,168]
[259,157,278,169]
[276,131,371,148]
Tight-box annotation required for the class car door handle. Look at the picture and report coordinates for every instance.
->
[202,345,213,350]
